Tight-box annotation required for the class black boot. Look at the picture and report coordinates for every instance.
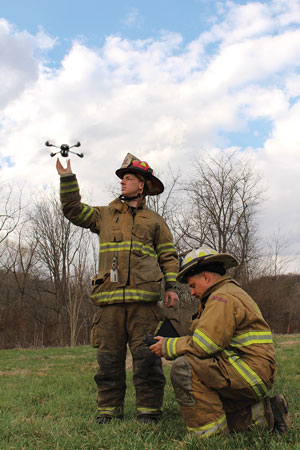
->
[137,412,162,424]
[270,394,292,433]
[95,415,112,424]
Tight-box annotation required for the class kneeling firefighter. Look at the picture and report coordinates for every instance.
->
[57,153,179,424]
[150,247,292,437]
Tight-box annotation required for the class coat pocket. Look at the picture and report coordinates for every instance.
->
[91,272,109,289]
[132,255,163,285]
[90,309,104,348]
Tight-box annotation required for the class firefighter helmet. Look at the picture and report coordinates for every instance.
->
[177,246,238,283]
[116,153,164,196]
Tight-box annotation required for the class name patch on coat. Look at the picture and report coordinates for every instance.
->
[211,295,227,304]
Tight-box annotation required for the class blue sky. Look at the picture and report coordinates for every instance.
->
[0,1,264,69]
[1,1,219,45]
[1,0,300,272]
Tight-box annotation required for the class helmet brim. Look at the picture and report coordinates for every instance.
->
[115,167,164,195]
[177,253,238,283]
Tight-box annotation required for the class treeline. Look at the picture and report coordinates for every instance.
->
[0,269,94,348]
[245,274,300,335]
[1,269,299,349]
[1,149,299,349]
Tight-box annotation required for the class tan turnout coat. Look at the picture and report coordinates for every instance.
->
[60,174,179,306]
[162,276,276,393]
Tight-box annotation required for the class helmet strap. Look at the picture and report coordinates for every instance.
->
[119,193,144,201]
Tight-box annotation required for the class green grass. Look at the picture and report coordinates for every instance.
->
[0,335,299,449]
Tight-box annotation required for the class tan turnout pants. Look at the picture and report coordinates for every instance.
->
[91,302,166,418]
[170,353,275,437]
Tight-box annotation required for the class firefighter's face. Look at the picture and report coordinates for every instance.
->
[188,273,208,298]
[121,173,144,196]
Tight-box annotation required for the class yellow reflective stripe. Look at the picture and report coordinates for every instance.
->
[156,242,176,256]
[193,329,222,355]
[99,241,157,257]
[99,242,131,253]
[164,272,177,282]
[91,288,160,304]
[187,414,227,437]
[100,241,131,252]
[137,407,160,413]
[225,349,268,398]
[123,289,159,300]
[230,331,273,347]
[166,338,179,359]
[60,180,79,193]
[74,204,94,224]
[97,406,123,416]
[132,241,157,257]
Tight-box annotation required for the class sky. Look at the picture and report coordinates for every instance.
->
[0,0,300,272]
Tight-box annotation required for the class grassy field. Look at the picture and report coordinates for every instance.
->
[0,334,299,450]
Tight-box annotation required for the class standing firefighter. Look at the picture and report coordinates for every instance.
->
[56,153,179,424]
[150,247,292,438]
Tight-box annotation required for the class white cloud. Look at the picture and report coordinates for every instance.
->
[237,86,289,119]
[36,26,58,51]
[123,8,140,28]
[285,72,300,97]
[1,1,300,270]
[205,0,300,46]
[0,19,57,110]
[264,100,300,157]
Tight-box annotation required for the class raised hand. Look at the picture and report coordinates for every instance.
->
[56,158,72,176]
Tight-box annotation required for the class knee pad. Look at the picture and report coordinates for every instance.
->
[171,356,195,406]
[95,352,125,384]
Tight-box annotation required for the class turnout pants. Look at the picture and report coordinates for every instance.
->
[91,302,165,418]
[170,354,275,437]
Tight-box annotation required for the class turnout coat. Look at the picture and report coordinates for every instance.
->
[60,174,179,306]
[162,276,276,397]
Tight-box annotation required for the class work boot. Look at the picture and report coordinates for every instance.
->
[137,413,162,424]
[270,394,292,433]
[95,415,112,424]
[95,414,124,425]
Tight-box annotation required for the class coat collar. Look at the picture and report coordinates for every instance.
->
[109,197,147,213]
[200,275,239,304]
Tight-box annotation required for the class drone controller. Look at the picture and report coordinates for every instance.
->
[144,333,158,346]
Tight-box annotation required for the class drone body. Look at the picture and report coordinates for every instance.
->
[45,141,84,158]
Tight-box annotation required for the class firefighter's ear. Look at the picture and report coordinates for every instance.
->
[139,180,144,193]
[202,272,210,283]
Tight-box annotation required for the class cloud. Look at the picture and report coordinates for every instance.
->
[1,1,300,269]
[0,19,56,110]
[123,8,140,28]
[206,0,300,45]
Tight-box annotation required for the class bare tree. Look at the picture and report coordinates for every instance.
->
[66,241,95,346]
[2,225,39,301]
[181,149,265,282]
[146,165,185,250]
[263,228,295,278]
[146,166,181,216]
[0,227,41,347]
[0,180,23,265]
[29,190,94,346]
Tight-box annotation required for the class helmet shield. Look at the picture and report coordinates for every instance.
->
[177,246,238,283]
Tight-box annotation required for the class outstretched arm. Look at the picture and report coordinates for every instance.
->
[56,159,99,233]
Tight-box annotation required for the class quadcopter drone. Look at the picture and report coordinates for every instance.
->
[45,141,84,158]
